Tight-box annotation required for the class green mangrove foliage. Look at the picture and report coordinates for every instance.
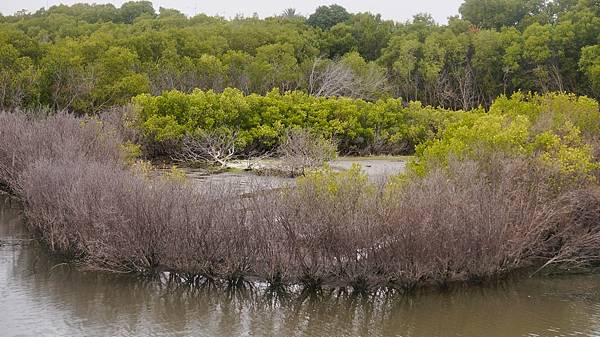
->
[133,88,472,155]
[135,88,600,174]
[413,93,600,182]
[1,0,600,113]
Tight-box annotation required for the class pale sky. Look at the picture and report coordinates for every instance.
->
[0,0,464,24]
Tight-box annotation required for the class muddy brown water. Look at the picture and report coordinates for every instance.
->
[3,198,600,337]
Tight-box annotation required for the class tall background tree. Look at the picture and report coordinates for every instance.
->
[0,0,598,113]
[307,4,351,30]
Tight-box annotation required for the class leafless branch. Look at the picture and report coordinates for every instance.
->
[173,131,238,167]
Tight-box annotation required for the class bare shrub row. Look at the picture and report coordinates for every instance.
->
[0,111,124,192]
[2,110,600,292]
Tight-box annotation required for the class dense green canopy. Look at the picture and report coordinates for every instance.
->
[0,0,599,113]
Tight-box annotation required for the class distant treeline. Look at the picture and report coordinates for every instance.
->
[1,0,599,113]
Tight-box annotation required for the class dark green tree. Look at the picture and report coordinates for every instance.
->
[307,4,351,30]
[459,0,544,29]
[117,1,156,24]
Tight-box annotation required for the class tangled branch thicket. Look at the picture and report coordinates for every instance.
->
[276,128,338,176]
[1,110,600,292]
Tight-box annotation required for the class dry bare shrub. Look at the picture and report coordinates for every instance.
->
[173,130,238,167]
[376,158,554,285]
[100,104,140,144]
[0,111,123,192]
[532,188,600,272]
[307,57,389,101]
[251,165,379,287]
[20,157,262,278]
[263,155,600,289]
[277,129,337,176]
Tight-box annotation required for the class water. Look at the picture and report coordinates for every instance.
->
[329,158,407,179]
[2,198,600,337]
[157,158,407,197]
